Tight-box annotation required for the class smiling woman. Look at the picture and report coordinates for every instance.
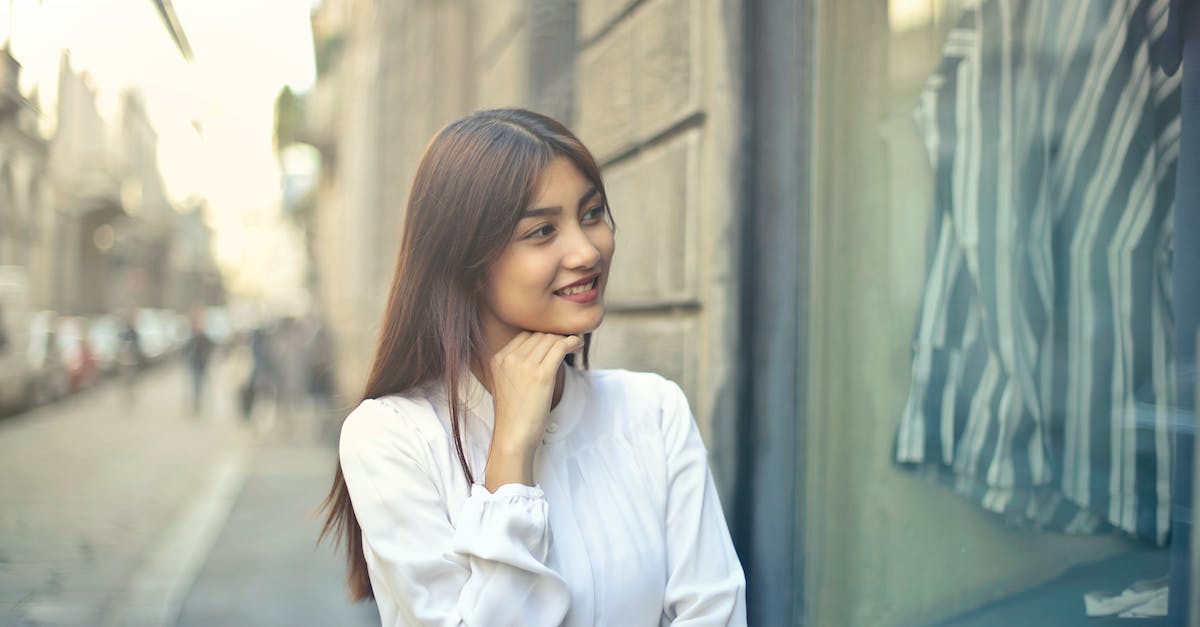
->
[318,108,746,626]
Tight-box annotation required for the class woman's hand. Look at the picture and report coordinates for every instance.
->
[484,332,582,491]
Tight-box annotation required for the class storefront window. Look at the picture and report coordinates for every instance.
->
[808,0,1183,623]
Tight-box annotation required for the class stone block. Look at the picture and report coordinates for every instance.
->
[587,313,699,410]
[579,0,635,42]
[634,0,698,139]
[577,0,701,161]
[576,18,637,158]
[474,0,527,56]
[601,130,699,304]
[477,29,530,108]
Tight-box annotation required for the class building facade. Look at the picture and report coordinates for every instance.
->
[0,47,51,307]
[48,54,220,316]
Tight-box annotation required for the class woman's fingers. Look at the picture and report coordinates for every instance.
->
[517,332,580,369]
[525,332,564,365]
[493,331,532,362]
[538,334,582,368]
[493,332,581,375]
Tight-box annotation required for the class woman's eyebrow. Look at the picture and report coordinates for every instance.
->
[522,187,600,218]
[521,207,561,218]
[577,186,599,207]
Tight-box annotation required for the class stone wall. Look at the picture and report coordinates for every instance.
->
[574,0,742,496]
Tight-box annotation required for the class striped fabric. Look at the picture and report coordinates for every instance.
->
[894,0,1181,544]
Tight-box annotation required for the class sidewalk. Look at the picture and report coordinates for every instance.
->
[174,441,379,627]
[1,361,245,627]
[169,356,379,627]
[95,354,379,627]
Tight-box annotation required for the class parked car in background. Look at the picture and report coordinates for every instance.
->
[56,316,98,393]
[27,311,68,405]
[0,267,32,413]
[135,309,170,363]
[87,314,122,376]
[204,306,233,347]
[165,311,190,354]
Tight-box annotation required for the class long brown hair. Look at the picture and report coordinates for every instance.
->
[318,108,612,601]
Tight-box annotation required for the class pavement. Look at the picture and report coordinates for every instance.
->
[172,445,378,627]
[0,352,380,627]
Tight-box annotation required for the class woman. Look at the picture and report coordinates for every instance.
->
[320,108,746,626]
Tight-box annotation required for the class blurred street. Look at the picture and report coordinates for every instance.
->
[0,354,376,627]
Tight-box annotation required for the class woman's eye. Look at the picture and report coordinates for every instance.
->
[582,206,605,222]
[525,225,555,240]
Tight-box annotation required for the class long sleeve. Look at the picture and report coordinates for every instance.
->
[339,399,570,627]
[659,383,747,626]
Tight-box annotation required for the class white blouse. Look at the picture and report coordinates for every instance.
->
[338,366,747,626]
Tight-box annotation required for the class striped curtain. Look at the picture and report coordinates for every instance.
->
[894,0,1181,544]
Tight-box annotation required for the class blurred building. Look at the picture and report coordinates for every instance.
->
[166,200,224,311]
[47,54,222,315]
[0,47,51,306]
[48,52,122,314]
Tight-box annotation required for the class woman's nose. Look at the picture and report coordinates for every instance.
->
[562,226,602,269]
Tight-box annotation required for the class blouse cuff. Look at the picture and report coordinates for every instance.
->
[452,482,552,563]
[473,482,545,501]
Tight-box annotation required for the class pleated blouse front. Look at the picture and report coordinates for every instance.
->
[338,366,746,626]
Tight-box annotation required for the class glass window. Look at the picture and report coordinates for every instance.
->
[807,0,1182,623]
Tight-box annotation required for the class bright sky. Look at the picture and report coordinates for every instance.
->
[2,0,317,306]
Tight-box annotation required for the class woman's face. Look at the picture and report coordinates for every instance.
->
[478,155,615,350]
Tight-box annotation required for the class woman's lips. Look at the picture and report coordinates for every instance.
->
[555,277,600,303]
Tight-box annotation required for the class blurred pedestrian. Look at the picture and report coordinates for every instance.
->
[240,324,277,422]
[305,314,336,408]
[318,109,746,625]
[273,316,308,437]
[183,306,214,415]
[116,308,143,403]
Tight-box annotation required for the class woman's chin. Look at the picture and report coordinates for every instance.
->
[572,310,605,334]
[539,313,604,336]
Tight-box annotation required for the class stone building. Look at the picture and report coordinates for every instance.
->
[165,200,224,312]
[0,47,51,307]
[48,55,220,315]
[47,53,123,314]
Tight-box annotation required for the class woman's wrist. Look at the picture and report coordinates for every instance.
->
[483,439,537,492]
[488,418,542,460]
